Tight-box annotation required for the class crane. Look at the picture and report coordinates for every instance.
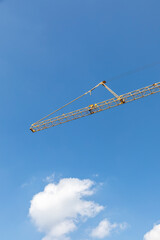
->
[30,81,160,132]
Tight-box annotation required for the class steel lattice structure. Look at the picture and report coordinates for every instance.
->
[30,82,160,132]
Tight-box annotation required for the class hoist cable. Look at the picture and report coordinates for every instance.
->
[107,61,160,83]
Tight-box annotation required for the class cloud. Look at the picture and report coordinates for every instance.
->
[144,224,160,240]
[43,173,55,183]
[90,219,128,239]
[90,219,117,238]
[21,176,36,188]
[29,178,104,240]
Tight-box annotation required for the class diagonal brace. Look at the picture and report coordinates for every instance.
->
[101,81,125,103]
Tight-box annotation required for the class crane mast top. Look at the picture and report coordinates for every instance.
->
[30,81,160,133]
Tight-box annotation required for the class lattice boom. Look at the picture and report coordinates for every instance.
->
[30,82,160,132]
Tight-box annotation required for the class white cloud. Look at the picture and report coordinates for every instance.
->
[43,173,55,183]
[119,222,128,230]
[29,178,104,240]
[144,224,160,240]
[91,219,117,238]
[90,219,128,239]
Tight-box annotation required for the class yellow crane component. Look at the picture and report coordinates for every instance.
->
[30,81,160,133]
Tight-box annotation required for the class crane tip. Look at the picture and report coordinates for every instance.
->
[30,128,36,133]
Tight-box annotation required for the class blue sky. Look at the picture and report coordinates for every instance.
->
[0,0,160,239]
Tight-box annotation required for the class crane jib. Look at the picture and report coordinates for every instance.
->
[30,82,160,132]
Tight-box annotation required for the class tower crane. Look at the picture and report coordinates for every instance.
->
[30,81,160,132]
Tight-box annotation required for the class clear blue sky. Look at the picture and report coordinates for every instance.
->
[0,0,160,239]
